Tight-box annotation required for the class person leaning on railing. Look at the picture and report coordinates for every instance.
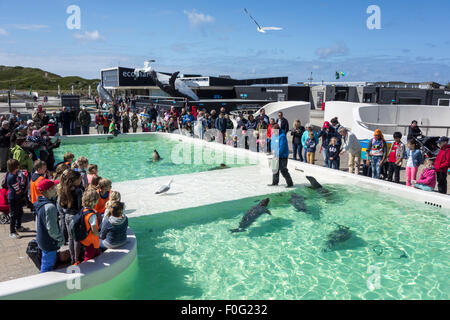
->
[338,127,362,175]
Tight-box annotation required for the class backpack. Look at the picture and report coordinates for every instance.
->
[26,240,42,270]
[69,208,93,242]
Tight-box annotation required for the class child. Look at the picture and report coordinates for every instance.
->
[30,160,48,205]
[80,189,101,262]
[55,152,74,169]
[87,164,98,185]
[88,175,102,191]
[34,179,64,273]
[404,140,423,187]
[305,131,317,165]
[413,159,436,191]
[57,169,83,265]
[94,178,112,224]
[327,137,340,170]
[104,191,121,218]
[73,157,89,189]
[54,163,70,181]
[100,201,128,250]
[387,132,405,184]
[5,159,30,238]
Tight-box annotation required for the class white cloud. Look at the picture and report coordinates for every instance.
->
[184,9,215,27]
[10,24,49,30]
[315,42,349,59]
[73,30,104,41]
[0,28,8,36]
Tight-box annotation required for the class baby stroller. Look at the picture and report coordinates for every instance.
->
[413,136,440,159]
[0,188,10,224]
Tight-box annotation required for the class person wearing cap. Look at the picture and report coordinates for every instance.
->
[46,119,58,136]
[366,129,388,179]
[434,136,450,194]
[319,121,337,168]
[0,120,11,172]
[34,179,64,273]
[301,123,319,163]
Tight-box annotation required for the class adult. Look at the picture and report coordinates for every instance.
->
[256,116,268,152]
[244,115,257,150]
[59,107,72,136]
[267,118,275,153]
[434,136,450,194]
[407,120,423,141]
[95,110,104,134]
[366,129,387,179]
[149,105,158,123]
[35,179,64,273]
[291,120,305,162]
[78,107,91,135]
[122,111,130,133]
[255,108,269,125]
[276,112,289,134]
[319,121,336,168]
[0,121,11,172]
[338,127,362,175]
[8,109,20,130]
[131,112,139,133]
[183,110,196,126]
[268,124,293,188]
[215,113,227,144]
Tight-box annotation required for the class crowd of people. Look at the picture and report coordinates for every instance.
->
[0,107,128,273]
[0,99,449,273]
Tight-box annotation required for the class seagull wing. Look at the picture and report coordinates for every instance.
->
[244,8,262,29]
[261,27,283,31]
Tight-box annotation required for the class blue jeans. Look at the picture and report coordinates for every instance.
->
[371,156,383,179]
[292,143,303,161]
[41,250,57,273]
[82,125,90,134]
[303,147,308,163]
[323,147,330,168]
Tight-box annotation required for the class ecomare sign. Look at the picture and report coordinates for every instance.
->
[122,71,150,78]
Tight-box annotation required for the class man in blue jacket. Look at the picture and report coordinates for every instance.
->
[269,124,294,188]
[34,179,64,273]
[215,112,228,144]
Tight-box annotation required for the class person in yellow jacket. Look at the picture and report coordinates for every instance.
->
[10,137,33,173]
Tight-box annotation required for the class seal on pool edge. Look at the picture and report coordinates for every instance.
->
[230,198,271,233]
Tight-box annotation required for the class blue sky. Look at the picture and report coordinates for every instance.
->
[0,0,449,83]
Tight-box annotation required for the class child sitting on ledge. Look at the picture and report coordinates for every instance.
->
[412,159,436,192]
[100,201,128,250]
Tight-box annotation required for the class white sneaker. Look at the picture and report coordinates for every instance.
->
[9,233,21,239]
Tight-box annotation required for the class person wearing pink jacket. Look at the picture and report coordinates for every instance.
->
[413,159,436,192]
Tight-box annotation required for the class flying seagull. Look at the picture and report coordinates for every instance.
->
[155,179,174,195]
[244,8,283,33]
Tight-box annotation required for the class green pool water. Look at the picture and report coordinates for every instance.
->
[54,135,255,182]
[65,185,449,300]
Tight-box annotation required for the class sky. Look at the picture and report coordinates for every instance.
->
[0,0,449,83]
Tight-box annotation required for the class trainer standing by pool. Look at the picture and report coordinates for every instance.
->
[268,124,293,188]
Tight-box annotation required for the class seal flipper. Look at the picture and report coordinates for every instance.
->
[265,209,272,216]
[230,228,245,233]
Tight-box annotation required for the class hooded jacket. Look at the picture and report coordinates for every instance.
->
[10,144,33,172]
[100,215,128,248]
[434,144,450,173]
[35,196,64,252]
[416,167,436,189]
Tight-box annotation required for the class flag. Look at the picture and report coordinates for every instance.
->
[335,72,340,80]
[29,85,32,95]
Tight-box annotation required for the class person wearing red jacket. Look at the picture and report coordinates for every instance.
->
[94,111,104,134]
[434,136,450,194]
[46,120,58,136]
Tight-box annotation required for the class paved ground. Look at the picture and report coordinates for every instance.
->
[0,110,448,283]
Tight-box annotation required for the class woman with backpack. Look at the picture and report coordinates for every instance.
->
[57,169,83,265]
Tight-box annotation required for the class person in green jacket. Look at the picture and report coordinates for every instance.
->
[109,119,119,136]
[10,137,33,173]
